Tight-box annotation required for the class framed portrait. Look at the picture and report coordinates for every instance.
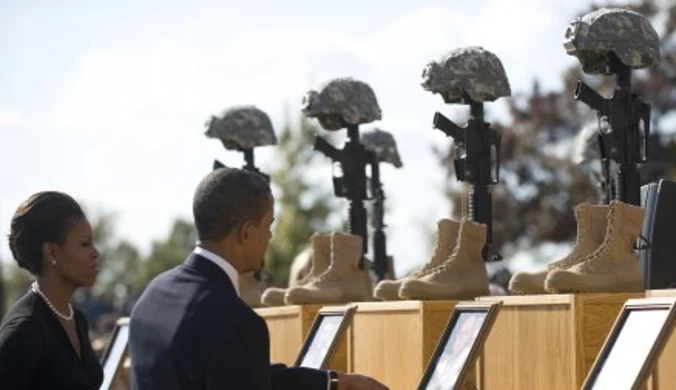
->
[417,301,502,390]
[581,297,676,390]
[294,304,357,369]
[100,317,131,390]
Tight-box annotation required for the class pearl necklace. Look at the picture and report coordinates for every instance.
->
[31,282,74,321]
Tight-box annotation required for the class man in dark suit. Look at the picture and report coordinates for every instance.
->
[129,168,388,390]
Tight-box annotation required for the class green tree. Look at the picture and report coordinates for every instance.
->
[3,263,30,310]
[139,218,197,289]
[94,239,143,306]
[264,106,341,285]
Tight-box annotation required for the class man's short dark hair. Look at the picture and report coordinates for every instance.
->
[193,168,272,241]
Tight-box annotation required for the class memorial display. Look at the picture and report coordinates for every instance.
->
[295,305,357,369]
[581,297,676,390]
[282,77,384,304]
[379,46,511,301]
[509,7,660,295]
[417,302,501,390]
[101,318,131,390]
[422,46,510,264]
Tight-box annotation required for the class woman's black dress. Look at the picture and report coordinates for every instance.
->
[0,291,104,389]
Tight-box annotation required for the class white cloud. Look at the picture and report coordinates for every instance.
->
[0,105,26,127]
[13,1,601,273]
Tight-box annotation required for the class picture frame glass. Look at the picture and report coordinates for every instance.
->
[589,308,670,389]
[298,314,345,369]
[422,311,488,390]
[101,323,130,389]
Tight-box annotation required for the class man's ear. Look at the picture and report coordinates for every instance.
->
[237,221,252,243]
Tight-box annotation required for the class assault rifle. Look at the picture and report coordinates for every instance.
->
[574,52,651,206]
[432,94,502,262]
[314,125,369,265]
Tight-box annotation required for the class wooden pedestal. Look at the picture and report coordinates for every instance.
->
[347,300,459,390]
[255,305,347,371]
[645,289,676,390]
[476,293,640,390]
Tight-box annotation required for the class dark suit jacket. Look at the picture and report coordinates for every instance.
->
[129,253,328,390]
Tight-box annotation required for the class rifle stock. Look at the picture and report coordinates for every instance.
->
[314,136,340,161]
[574,81,606,114]
[433,112,464,141]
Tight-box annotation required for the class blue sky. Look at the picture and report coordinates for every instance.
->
[0,0,633,275]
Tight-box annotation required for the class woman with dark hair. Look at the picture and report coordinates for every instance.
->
[0,191,103,389]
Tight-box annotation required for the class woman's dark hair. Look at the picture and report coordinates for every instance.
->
[8,191,86,275]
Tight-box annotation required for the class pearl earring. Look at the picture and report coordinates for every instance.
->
[51,260,56,265]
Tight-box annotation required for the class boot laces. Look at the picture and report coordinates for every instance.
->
[313,234,342,283]
[416,236,445,276]
[407,228,448,278]
[547,214,588,270]
[577,207,617,272]
[429,242,462,275]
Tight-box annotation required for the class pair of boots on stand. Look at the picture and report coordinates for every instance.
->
[509,200,645,294]
[374,218,490,301]
[261,232,373,306]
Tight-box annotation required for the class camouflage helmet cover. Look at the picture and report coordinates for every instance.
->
[563,7,660,74]
[301,77,382,131]
[421,46,511,103]
[361,128,403,168]
[204,105,278,150]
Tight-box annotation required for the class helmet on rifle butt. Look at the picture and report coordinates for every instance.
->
[361,128,403,168]
[563,7,660,75]
[421,46,511,104]
[204,105,278,150]
[301,77,382,131]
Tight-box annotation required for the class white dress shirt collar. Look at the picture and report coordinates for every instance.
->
[193,247,240,296]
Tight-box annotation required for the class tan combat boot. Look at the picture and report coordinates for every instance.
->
[261,233,330,306]
[545,200,645,293]
[373,219,461,300]
[508,203,609,294]
[399,219,490,300]
[239,272,263,307]
[383,256,396,280]
[284,232,372,304]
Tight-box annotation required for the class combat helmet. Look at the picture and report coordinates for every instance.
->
[301,77,382,131]
[204,105,277,149]
[563,7,660,75]
[361,128,403,168]
[421,46,511,104]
